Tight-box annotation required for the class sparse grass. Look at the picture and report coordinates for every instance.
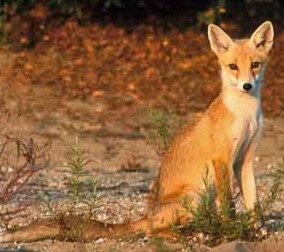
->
[261,165,283,214]
[39,136,100,220]
[37,190,56,216]
[256,159,284,231]
[179,164,283,247]
[1,105,282,247]
[65,136,91,204]
[144,108,180,153]
[0,135,50,230]
[149,237,173,252]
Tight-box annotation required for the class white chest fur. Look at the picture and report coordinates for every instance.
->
[223,90,263,155]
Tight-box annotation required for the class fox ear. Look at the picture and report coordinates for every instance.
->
[250,21,274,52]
[208,24,233,55]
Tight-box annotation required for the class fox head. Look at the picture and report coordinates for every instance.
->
[208,21,274,96]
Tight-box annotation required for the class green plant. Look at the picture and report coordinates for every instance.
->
[84,177,100,218]
[64,136,91,204]
[144,108,180,152]
[180,164,282,247]
[38,136,100,220]
[64,137,102,219]
[149,237,172,252]
[255,161,284,229]
[37,190,55,216]
[196,0,226,26]
[262,166,283,213]
[0,0,142,23]
[0,11,5,41]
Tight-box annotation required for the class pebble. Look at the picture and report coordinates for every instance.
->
[205,234,210,241]
[197,232,204,240]
[95,238,105,243]
[143,236,149,242]
[260,227,268,237]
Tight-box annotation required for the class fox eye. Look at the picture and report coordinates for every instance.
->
[228,64,238,70]
[251,61,260,69]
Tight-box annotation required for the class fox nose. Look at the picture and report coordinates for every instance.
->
[243,83,253,91]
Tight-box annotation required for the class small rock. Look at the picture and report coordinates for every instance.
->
[197,232,204,241]
[143,236,149,242]
[205,234,210,241]
[260,227,268,237]
[95,237,105,243]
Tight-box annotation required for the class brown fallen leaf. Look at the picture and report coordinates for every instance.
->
[74,58,84,65]
[92,90,105,97]
[24,63,34,71]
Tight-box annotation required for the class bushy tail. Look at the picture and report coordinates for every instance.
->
[0,200,189,243]
[0,216,149,243]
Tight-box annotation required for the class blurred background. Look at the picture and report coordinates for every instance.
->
[0,0,283,118]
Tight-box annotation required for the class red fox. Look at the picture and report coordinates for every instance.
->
[0,21,274,243]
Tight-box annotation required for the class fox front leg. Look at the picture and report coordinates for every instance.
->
[240,133,261,211]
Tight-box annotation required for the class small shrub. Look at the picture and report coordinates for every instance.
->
[64,136,91,204]
[261,165,283,213]
[181,163,283,247]
[0,134,50,229]
[196,0,226,26]
[39,136,100,219]
[144,108,180,153]
[37,190,56,216]
[149,237,172,252]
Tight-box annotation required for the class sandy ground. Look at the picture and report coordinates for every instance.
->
[0,46,283,251]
